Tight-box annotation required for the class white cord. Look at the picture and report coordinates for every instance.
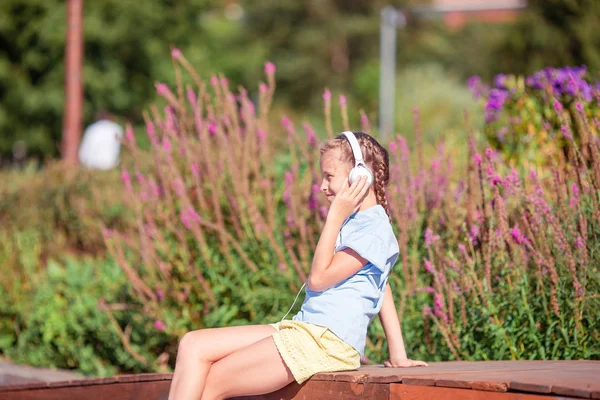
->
[280,282,306,322]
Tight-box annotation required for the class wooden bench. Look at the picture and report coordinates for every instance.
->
[1,361,598,399]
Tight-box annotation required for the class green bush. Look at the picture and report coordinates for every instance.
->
[0,256,167,376]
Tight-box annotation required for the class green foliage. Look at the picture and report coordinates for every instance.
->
[0,161,129,262]
[0,257,152,376]
[492,0,600,77]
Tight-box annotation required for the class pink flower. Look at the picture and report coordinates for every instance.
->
[155,83,171,97]
[102,228,114,239]
[220,77,229,87]
[257,128,266,143]
[323,88,331,101]
[389,141,397,152]
[125,125,134,143]
[259,82,268,93]
[284,171,294,185]
[121,168,132,191]
[172,178,185,197]
[312,184,320,194]
[180,207,201,230]
[187,89,197,106]
[208,122,217,136]
[424,259,435,273]
[426,286,435,293]
[191,163,200,178]
[303,123,317,146]
[509,226,527,245]
[561,125,573,140]
[553,99,563,114]
[339,95,347,107]
[264,61,276,75]
[423,305,432,317]
[474,153,482,166]
[162,136,172,153]
[171,48,182,59]
[360,113,370,131]
[278,263,287,272]
[156,289,165,302]
[210,75,219,87]
[575,102,584,114]
[424,228,440,247]
[574,236,584,249]
[154,320,166,331]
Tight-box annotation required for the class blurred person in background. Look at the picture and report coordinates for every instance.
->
[78,111,123,170]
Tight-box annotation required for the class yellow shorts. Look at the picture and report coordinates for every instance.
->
[269,320,361,384]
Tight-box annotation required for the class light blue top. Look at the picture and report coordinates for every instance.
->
[292,204,399,356]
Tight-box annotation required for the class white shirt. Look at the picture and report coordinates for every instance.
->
[78,120,124,170]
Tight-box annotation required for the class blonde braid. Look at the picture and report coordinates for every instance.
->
[358,134,391,221]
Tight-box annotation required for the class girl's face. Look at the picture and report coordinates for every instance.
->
[319,149,352,202]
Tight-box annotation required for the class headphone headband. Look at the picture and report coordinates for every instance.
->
[341,131,364,167]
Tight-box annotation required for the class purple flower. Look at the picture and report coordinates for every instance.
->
[467,76,482,99]
[494,74,507,89]
[484,89,509,123]
[576,102,584,114]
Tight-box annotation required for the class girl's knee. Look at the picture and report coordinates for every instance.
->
[178,330,205,356]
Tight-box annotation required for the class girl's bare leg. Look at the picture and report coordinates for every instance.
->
[167,324,276,400]
[201,336,295,400]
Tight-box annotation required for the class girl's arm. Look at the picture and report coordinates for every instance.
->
[379,283,428,368]
[308,176,370,292]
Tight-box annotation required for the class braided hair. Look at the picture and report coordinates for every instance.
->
[320,131,391,220]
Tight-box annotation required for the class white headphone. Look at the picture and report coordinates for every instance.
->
[341,131,374,187]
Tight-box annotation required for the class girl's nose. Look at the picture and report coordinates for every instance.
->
[320,179,328,193]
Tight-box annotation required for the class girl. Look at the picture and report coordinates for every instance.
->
[168,131,427,400]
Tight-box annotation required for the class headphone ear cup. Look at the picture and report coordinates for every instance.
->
[349,166,373,187]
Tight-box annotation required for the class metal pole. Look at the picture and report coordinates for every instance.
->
[378,6,405,142]
[62,0,84,165]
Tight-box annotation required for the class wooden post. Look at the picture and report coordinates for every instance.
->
[62,0,84,164]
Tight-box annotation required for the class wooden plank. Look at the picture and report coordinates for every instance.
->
[0,380,171,400]
[233,381,389,400]
[313,361,600,384]
[390,384,577,400]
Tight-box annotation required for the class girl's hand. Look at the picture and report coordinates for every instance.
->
[384,358,428,368]
[328,176,370,222]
